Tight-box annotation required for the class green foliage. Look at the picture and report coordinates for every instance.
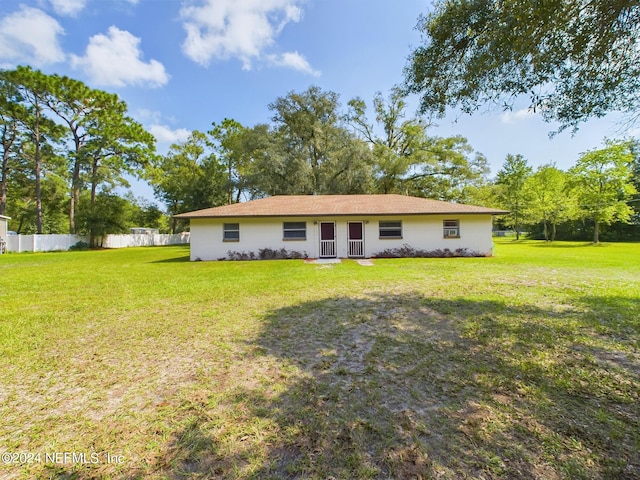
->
[523,164,578,241]
[75,192,132,243]
[267,86,374,194]
[208,118,250,203]
[347,88,489,200]
[348,88,427,194]
[149,131,227,232]
[409,135,490,202]
[569,139,637,242]
[225,248,308,260]
[129,198,169,233]
[405,0,640,132]
[2,67,67,233]
[44,71,156,232]
[68,240,89,251]
[73,192,168,244]
[496,154,533,239]
[372,245,484,258]
[0,66,156,235]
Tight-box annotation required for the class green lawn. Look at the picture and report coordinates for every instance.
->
[1,240,639,479]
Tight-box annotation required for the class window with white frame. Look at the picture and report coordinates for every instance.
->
[443,219,460,238]
[283,221,306,240]
[223,223,240,241]
[379,220,402,239]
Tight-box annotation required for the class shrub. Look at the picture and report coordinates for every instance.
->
[226,248,307,261]
[68,241,90,251]
[373,244,483,258]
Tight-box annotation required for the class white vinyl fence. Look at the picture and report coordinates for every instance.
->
[2,232,189,253]
[99,233,190,249]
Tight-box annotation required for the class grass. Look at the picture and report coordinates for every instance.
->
[0,239,639,479]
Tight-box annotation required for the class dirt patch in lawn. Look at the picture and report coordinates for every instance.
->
[145,290,640,479]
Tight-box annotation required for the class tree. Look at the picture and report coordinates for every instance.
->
[44,72,155,232]
[405,1,640,132]
[523,164,577,241]
[0,67,154,234]
[248,124,315,196]
[4,67,64,233]
[496,154,532,240]
[269,86,372,194]
[347,88,488,200]
[0,72,23,217]
[408,136,489,202]
[149,131,226,233]
[129,197,168,232]
[209,118,255,204]
[76,192,130,245]
[569,140,637,243]
[347,87,429,194]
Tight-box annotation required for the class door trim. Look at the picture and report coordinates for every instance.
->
[319,221,336,258]
[347,221,365,258]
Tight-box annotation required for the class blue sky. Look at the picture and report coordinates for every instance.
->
[1,0,637,204]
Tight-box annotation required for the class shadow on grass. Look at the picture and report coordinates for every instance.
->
[152,294,639,479]
[149,254,192,263]
[148,245,192,263]
[527,242,597,248]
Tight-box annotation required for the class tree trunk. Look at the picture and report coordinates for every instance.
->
[1,124,16,217]
[35,152,42,233]
[543,220,549,242]
[593,219,600,243]
[69,152,82,234]
[228,161,233,205]
[1,145,8,217]
[90,157,99,205]
[551,223,557,242]
[34,108,43,234]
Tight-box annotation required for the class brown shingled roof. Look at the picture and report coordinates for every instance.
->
[174,194,508,218]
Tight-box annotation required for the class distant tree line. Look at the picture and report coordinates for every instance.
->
[2,67,638,242]
[492,140,639,243]
[151,85,492,233]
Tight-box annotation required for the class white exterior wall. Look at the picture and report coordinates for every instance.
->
[0,217,7,238]
[189,214,494,261]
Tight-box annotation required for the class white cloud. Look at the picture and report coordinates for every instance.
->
[500,108,537,124]
[180,0,315,74]
[267,51,319,76]
[70,26,169,87]
[49,0,87,17]
[0,6,65,66]
[149,124,191,144]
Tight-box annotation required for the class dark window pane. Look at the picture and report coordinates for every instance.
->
[284,230,306,239]
[284,222,306,230]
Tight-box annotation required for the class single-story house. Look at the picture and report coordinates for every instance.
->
[0,215,10,253]
[0,214,10,238]
[174,194,508,261]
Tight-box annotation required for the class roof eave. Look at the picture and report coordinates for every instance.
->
[175,211,509,219]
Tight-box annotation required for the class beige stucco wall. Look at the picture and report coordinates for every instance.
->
[188,214,495,261]
[0,217,8,238]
